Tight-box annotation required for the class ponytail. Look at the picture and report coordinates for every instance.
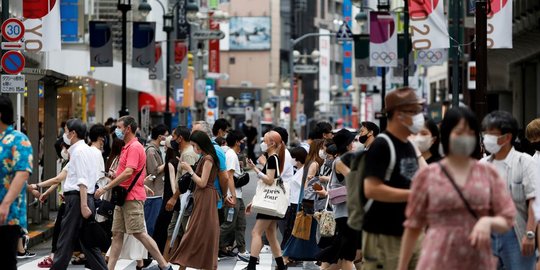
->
[278,141,285,173]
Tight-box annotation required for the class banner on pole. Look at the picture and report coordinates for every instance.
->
[415,48,447,66]
[369,11,398,67]
[149,42,164,80]
[409,0,449,49]
[487,0,512,48]
[132,22,155,68]
[23,0,62,52]
[209,17,220,74]
[89,21,113,67]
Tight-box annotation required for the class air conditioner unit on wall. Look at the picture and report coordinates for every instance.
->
[240,81,252,87]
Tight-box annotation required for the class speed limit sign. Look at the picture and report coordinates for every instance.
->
[2,18,25,42]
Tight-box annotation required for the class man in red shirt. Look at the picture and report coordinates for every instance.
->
[95,116,172,270]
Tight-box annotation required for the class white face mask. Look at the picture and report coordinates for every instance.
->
[483,134,502,154]
[318,149,327,160]
[61,149,69,160]
[63,132,72,146]
[450,135,476,157]
[260,142,268,152]
[406,113,425,134]
[413,135,433,153]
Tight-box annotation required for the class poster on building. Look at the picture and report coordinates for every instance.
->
[132,22,155,68]
[89,21,113,67]
[229,17,271,50]
[319,29,331,112]
[487,0,512,48]
[415,48,447,66]
[408,0,449,49]
[23,0,61,52]
[369,12,398,67]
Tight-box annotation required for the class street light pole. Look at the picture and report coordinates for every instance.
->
[118,0,131,117]
[163,13,174,128]
[289,32,333,145]
[403,0,410,87]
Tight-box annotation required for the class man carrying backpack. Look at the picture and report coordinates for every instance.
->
[361,87,425,270]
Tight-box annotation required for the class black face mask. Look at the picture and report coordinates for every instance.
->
[170,140,180,151]
[240,142,246,152]
[358,134,369,144]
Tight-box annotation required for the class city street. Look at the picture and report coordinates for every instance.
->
[17,171,319,270]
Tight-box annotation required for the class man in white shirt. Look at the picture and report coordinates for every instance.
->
[219,130,249,258]
[481,111,538,270]
[51,119,107,270]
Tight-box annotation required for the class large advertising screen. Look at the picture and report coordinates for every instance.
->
[229,17,271,50]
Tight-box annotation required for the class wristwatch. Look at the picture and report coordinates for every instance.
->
[526,231,535,239]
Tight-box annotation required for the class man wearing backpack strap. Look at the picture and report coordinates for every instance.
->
[362,87,425,270]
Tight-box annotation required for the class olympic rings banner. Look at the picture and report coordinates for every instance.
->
[415,48,447,66]
[369,12,398,67]
[487,0,512,48]
[408,0,449,49]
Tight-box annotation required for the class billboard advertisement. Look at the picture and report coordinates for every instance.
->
[229,17,271,50]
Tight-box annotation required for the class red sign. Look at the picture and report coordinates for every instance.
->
[174,41,188,64]
[2,18,25,42]
[23,0,57,19]
[209,17,220,74]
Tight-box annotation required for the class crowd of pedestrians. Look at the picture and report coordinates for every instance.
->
[4,85,540,270]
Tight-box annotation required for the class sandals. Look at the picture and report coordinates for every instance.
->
[38,256,53,268]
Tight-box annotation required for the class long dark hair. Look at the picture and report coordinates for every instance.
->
[106,137,125,172]
[440,107,482,159]
[190,130,219,167]
[425,118,442,159]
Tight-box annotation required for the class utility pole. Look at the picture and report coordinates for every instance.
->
[403,0,409,87]
[475,1,488,119]
[449,0,462,107]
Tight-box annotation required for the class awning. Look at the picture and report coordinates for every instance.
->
[138,93,176,113]
[487,28,540,92]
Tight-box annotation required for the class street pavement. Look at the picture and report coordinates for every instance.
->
[17,171,320,270]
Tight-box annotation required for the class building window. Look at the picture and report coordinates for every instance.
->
[320,0,326,19]
[229,57,235,64]
[430,82,437,102]
[335,2,343,17]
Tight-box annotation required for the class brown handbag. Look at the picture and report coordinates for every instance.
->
[292,210,312,240]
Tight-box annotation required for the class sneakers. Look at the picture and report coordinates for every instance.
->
[17,250,36,259]
[260,245,271,253]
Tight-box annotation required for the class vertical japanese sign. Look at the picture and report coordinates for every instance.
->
[342,0,353,89]
[369,12,398,67]
[89,21,113,67]
[487,0,512,48]
[23,0,61,52]
[132,22,155,68]
[149,42,164,80]
[173,41,189,104]
[209,17,220,74]
[319,29,331,112]
[176,0,190,40]
[409,0,449,49]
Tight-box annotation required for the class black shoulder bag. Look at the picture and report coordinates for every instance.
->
[438,163,478,219]
[110,165,146,206]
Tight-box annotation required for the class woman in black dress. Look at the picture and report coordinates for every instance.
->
[244,131,287,270]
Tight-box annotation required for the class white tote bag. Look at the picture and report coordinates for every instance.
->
[251,155,290,218]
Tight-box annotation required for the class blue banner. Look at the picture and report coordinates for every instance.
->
[343,0,353,126]
[89,21,113,67]
[132,22,156,68]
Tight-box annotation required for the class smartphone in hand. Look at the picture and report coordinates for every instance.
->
[313,183,323,191]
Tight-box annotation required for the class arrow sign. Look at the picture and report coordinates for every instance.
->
[293,64,319,74]
[336,23,353,42]
[192,30,225,40]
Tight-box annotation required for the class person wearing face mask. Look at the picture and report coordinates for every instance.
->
[479,111,538,270]
[411,118,443,164]
[398,107,516,270]
[359,121,380,150]
[143,124,169,238]
[361,87,425,270]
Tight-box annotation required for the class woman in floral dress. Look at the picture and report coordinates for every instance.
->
[398,107,516,270]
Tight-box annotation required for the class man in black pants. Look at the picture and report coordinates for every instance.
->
[51,119,107,270]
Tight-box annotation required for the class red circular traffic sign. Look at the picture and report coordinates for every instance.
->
[2,51,25,74]
[2,18,25,42]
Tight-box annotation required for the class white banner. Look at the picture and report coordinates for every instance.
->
[23,0,61,52]
[487,0,512,48]
[415,48,447,66]
[319,29,331,112]
[409,0,449,49]
[369,12,398,67]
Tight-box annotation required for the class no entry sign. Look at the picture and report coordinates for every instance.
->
[2,18,25,42]
[2,51,25,74]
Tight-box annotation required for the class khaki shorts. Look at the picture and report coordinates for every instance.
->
[362,231,421,270]
[112,200,146,234]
